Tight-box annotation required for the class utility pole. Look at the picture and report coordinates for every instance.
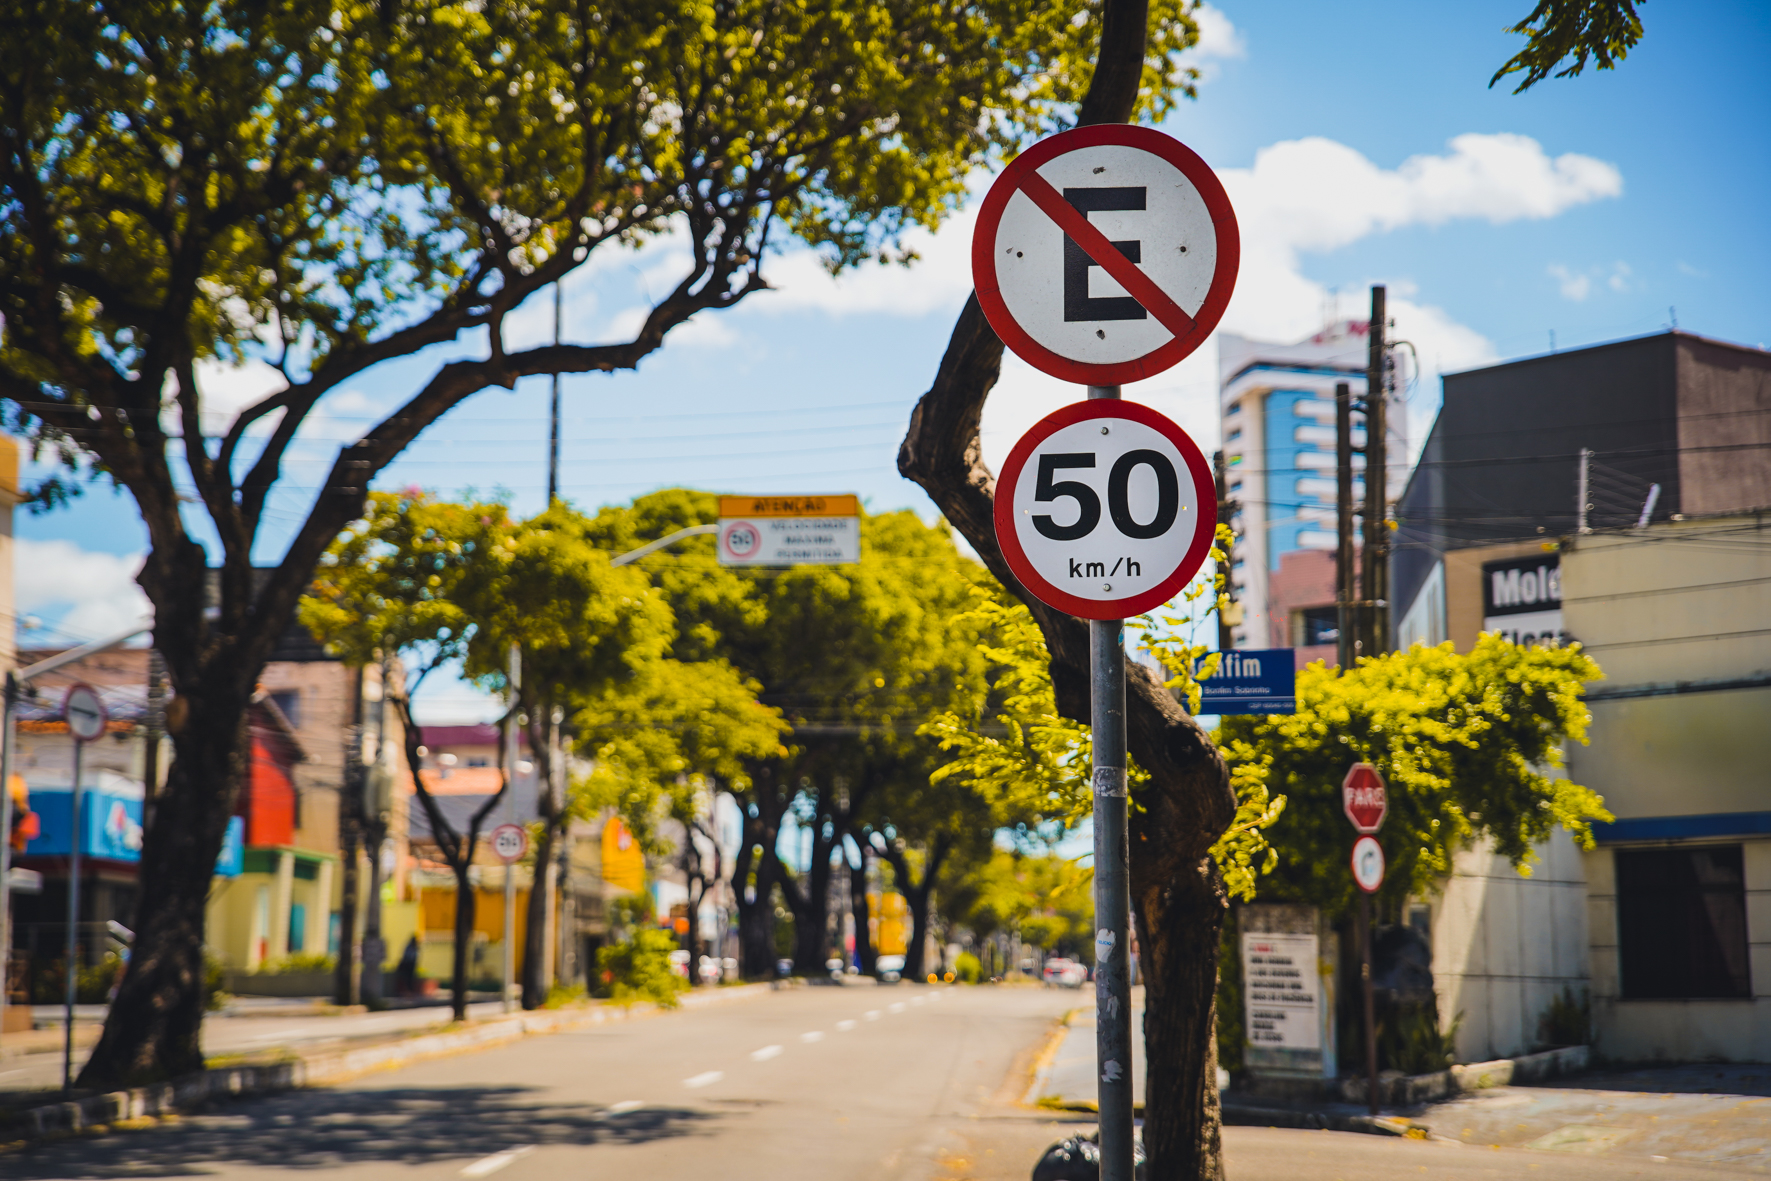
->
[548,284,562,505]
[334,666,363,1006]
[360,657,392,1005]
[1213,450,1238,654]
[1334,381,1356,671]
[1360,286,1390,658]
[501,644,520,1014]
[1576,447,1593,534]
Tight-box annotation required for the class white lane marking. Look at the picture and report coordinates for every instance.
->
[863,1010,881,1021]
[836,1019,857,1032]
[910,996,924,1006]
[800,1031,825,1043]
[460,1145,535,1177]
[683,1070,725,1089]
[606,1100,644,1114]
[750,1044,783,1061]
[928,991,943,1000]
[888,1002,906,1014]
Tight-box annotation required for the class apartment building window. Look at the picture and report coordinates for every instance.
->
[1292,605,1340,646]
[1616,845,1751,999]
[268,689,301,729]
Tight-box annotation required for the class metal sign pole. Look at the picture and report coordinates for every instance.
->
[502,643,520,1014]
[63,734,84,1091]
[1087,383,1135,1181]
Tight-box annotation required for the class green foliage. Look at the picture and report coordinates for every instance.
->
[1491,1,1645,93]
[205,950,232,1012]
[1214,911,1246,1075]
[596,928,688,1008]
[252,952,336,976]
[544,982,589,1010]
[923,529,1284,902]
[944,849,1095,961]
[1380,1003,1461,1076]
[1538,985,1593,1048]
[954,951,983,984]
[1217,636,1610,918]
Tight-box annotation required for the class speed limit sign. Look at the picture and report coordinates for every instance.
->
[994,400,1216,619]
[490,823,528,865]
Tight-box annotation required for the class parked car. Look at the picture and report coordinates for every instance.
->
[875,954,905,983]
[1043,957,1087,988]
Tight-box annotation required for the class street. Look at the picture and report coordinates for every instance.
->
[7,985,1760,1181]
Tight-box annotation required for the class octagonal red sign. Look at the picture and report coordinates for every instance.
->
[1342,763,1387,834]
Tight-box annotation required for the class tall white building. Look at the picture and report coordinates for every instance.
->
[1218,323,1406,659]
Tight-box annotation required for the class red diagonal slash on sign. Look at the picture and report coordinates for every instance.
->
[1017,171,1197,341]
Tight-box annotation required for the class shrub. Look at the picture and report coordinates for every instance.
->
[597,928,687,1008]
[955,951,982,984]
[1538,986,1592,1048]
[253,952,336,975]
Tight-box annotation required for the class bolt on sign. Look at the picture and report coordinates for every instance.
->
[1342,762,1387,834]
[717,495,859,566]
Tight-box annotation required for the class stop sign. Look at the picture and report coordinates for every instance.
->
[1342,763,1387,834]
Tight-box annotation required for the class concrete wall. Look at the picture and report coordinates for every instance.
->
[1583,840,1771,1063]
[1428,830,1590,1063]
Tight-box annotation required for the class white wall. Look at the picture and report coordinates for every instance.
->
[1428,830,1590,1063]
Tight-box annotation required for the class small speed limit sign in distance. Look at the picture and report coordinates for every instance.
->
[994,400,1216,620]
[491,823,529,865]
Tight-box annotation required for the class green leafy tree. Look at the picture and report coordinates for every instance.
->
[582,490,995,977]
[1,0,1191,1087]
[1216,636,1611,917]
[1492,1,1646,93]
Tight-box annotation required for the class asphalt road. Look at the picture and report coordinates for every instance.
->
[9,985,1762,1180]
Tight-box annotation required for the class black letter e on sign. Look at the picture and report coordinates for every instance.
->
[1063,187,1147,323]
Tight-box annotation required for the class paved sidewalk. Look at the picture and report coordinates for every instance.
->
[1418,1064,1771,1171]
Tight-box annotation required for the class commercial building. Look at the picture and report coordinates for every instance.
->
[1218,323,1406,665]
[1390,329,1771,1063]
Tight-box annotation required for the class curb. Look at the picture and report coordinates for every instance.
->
[2,981,778,1151]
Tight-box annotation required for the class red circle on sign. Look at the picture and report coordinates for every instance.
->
[972,124,1239,386]
[720,520,761,560]
[994,400,1217,620]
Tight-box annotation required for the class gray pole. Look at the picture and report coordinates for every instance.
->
[63,733,84,1091]
[548,284,562,505]
[1362,286,1389,657]
[502,643,520,1014]
[1335,381,1356,671]
[0,675,16,1048]
[1086,382,1134,1181]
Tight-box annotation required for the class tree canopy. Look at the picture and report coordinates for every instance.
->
[1492,0,1646,93]
[1217,635,1610,917]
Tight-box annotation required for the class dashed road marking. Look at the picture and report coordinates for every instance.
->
[683,1071,725,1088]
[751,1045,783,1061]
[836,1019,857,1032]
[460,1145,535,1177]
[910,996,925,1006]
[863,1010,881,1021]
[888,1002,906,1014]
[606,1100,644,1114]
[800,1031,825,1043]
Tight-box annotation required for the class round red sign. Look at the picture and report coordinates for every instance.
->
[971,124,1240,386]
[1342,762,1388,834]
[994,400,1217,620]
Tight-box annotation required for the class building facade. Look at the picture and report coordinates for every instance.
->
[1390,329,1771,1063]
[1218,323,1406,666]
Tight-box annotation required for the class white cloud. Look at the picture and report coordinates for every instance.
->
[1548,263,1591,301]
[1608,261,1632,292]
[1186,4,1246,69]
[15,539,150,643]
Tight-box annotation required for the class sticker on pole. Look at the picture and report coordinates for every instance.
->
[62,683,108,743]
[994,400,1217,620]
[1351,836,1385,894]
[972,124,1239,386]
[1342,763,1388,834]
[490,823,529,865]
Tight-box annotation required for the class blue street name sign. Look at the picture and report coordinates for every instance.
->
[1196,649,1296,715]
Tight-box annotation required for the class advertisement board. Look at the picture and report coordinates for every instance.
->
[1481,553,1567,647]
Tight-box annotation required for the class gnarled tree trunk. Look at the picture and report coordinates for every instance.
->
[894,3,1236,1159]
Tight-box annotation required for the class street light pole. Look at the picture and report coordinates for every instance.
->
[501,643,520,1014]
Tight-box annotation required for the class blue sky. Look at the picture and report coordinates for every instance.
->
[18,0,1770,724]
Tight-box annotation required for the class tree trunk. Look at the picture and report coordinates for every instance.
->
[881,836,945,983]
[76,705,247,1090]
[521,820,557,1009]
[734,774,790,978]
[893,1,1237,1157]
[849,851,874,975]
[451,861,476,1020]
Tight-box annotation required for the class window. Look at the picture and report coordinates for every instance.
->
[1616,845,1751,999]
[1227,427,1242,442]
[467,756,490,768]
[1294,605,1340,646]
[268,689,301,729]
